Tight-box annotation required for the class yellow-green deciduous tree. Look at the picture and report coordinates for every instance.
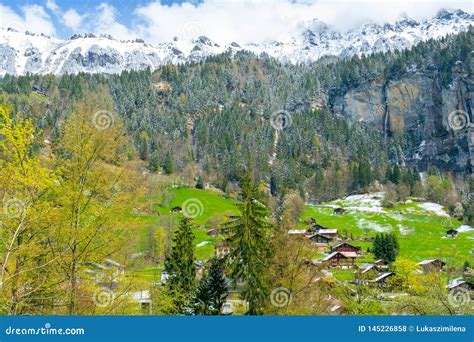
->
[0,104,56,314]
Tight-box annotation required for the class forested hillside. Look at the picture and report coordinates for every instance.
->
[1,30,472,204]
[0,27,473,316]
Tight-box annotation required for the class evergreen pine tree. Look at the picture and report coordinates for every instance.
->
[193,257,228,315]
[163,152,174,174]
[195,176,204,189]
[224,173,272,315]
[391,165,401,184]
[164,218,196,311]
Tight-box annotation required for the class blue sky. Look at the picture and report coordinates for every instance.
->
[1,0,472,44]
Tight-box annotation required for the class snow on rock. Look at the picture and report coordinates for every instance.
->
[0,9,472,75]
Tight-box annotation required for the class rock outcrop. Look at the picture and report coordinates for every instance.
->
[332,51,473,173]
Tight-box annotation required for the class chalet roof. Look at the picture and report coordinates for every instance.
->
[418,259,445,266]
[322,251,359,261]
[361,264,377,274]
[339,251,359,258]
[446,277,472,289]
[288,229,308,235]
[373,272,394,282]
[318,229,338,235]
[322,252,339,261]
[332,242,361,250]
[308,233,331,240]
[104,258,125,269]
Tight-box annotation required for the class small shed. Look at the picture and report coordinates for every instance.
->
[418,259,446,273]
[447,277,474,292]
[446,229,458,237]
[372,272,395,287]
[333,207,346,215]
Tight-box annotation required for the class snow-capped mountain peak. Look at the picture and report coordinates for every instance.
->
[0,9,472,76]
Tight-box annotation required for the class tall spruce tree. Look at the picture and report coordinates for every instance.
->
[224,173,272,315]
[164,217,196,310]
[372,232,399,262]
[193,257,228,315]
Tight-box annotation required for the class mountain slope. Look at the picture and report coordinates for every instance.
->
[0,9,472,76]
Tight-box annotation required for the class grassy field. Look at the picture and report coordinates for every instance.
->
[121,187,473,285]
[301,195,474,267]
[155,187,239,260]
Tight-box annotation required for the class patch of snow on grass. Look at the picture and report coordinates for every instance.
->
[357,218,392,232]
[196,241,210,248]
[398,224,414,235]
[340,192,385,213]
[457,225,473,233]
[388,213,404,221]
[417,202,449,217]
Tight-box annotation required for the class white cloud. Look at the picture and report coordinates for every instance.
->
[0,4,56,35]
[45,0,59,12]
[62,9,84,31]
[92,3,137,40]
[1,0,473,43]
[22,5,56,35]
[131,0,474,44]
[44,0,86,33]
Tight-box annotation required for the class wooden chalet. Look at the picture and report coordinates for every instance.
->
[374,259,389,268]
[318,229,338,240]
[371,272,395,288]
[333,207,346,215]
[361,264,378,276]
[447,277,474,292]
[418,259,446,273]
[308,233,332,244]
[322,251,359,268]
[331,242,361,254]
[170,206,182,213]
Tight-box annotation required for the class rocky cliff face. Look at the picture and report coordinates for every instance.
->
[332,52,473,173]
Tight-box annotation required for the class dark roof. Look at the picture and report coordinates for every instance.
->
[332,242,361,250]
